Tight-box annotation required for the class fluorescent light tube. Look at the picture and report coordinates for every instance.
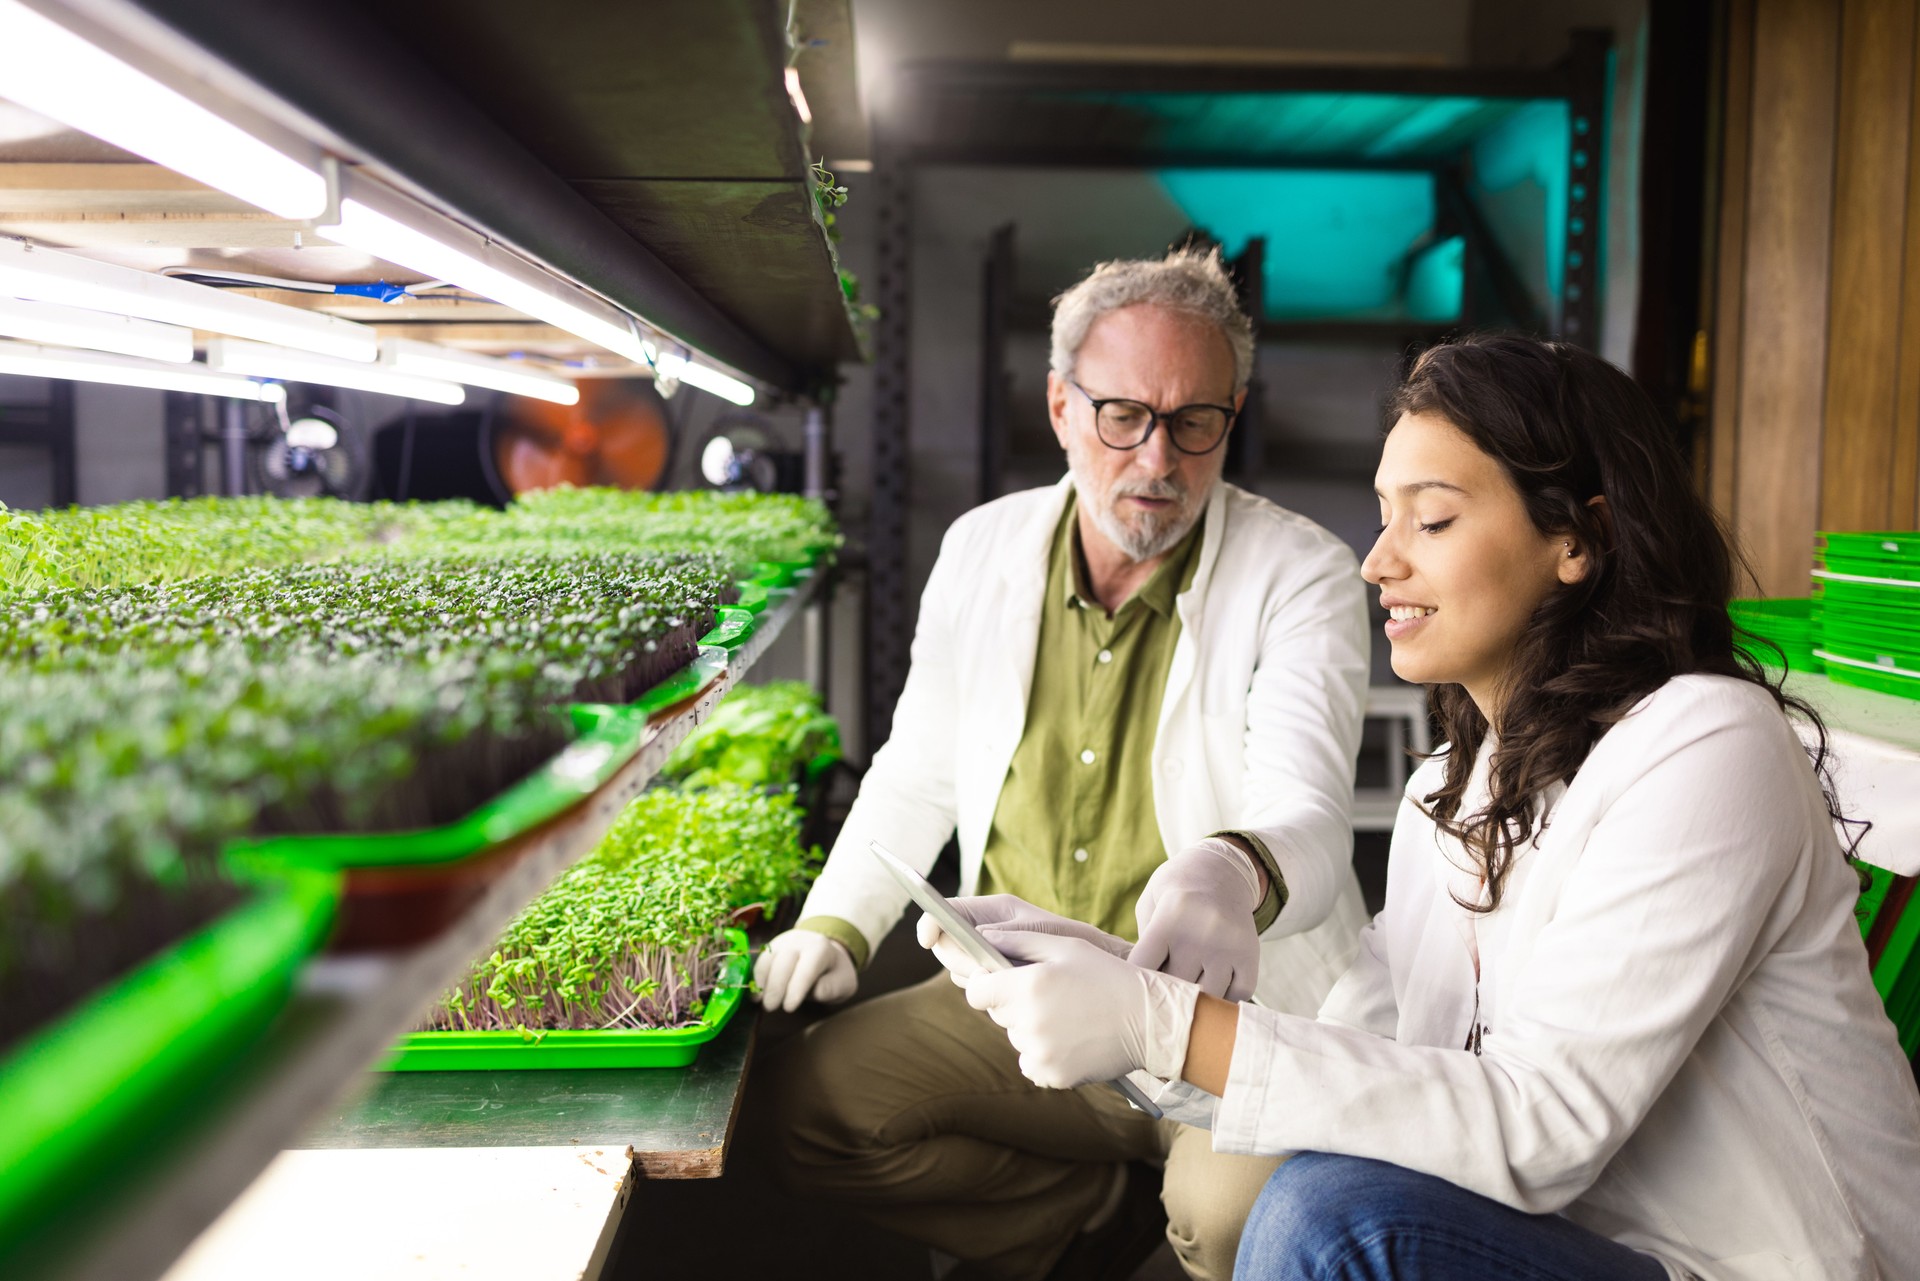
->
[0,240,377,362]
[0,1,326,220]
[319,179,646,363]
[0,338,284,401]
[207,337,465,405]
[0,295,193,362]
[381,339,579,405]
[645,343,756,407]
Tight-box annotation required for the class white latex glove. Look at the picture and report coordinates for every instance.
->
[1131,836,1265,1001]
[753,929,857,1013]
[914,894,1130,986]
[963,931,1200,1089]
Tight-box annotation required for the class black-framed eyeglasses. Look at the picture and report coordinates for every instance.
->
[1072,383,1237,456]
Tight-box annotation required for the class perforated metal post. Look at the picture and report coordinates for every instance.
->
[1560,30,1611,347]
[803,398,831,703]
[865,159,914,756]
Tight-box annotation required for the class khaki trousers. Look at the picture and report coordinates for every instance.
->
[761,972,1282,1280]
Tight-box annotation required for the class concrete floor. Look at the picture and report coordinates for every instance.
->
[607,834,1390,1280]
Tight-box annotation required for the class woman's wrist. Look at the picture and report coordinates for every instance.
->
[1180,992,1241,1096]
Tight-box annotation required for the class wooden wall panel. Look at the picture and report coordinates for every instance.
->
[1895,10,1920,526]
[1733,0,1840,595]
[1709,0,1753,529]
[1821,0,1917,531]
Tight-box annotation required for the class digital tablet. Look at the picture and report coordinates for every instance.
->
[868,840,1164,1119]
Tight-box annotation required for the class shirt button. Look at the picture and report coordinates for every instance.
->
[1097,649,1113,664]
[1074,847,1090,863]
[1079,748,1096,765]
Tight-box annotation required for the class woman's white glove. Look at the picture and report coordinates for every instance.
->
[962,931,1200,1089]
[914,894,1130,985]
[1131,837,1265,1001]
[753,929,857,1013]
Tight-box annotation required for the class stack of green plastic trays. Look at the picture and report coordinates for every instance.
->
[1729,598,1819,675]
[1812,532,1920,699]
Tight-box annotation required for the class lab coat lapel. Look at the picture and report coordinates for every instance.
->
[1153,483,1230,858]
[960,477,1071,859]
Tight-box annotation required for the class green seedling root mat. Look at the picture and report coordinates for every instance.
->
[381,928,750,1071]
[0,867,340,1254]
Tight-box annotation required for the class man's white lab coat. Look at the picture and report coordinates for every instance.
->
[798,475,1374,1015]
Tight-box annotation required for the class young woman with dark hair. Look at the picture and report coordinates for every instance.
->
[921,334,1920,1280]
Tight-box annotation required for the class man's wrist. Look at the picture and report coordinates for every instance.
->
[793,916,871,969]
[1209,830,1287,932]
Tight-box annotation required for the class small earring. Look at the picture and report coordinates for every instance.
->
[1565,543,1575,557]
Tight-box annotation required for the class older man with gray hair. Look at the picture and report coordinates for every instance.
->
[756,247,1371,1280]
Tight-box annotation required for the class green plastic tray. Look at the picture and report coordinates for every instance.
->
[733,581,771,616]
[1857,861,1900,943]
[1817,646,1920,701]
[1821,611,1920,654]
[381,928,750,1071]
[225,702,654,873]
[620,645,729,717]
[698,605,759,654]
[1818,531,1920,564]
[0,867,340,1254]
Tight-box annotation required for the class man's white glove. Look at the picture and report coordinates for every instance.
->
[962,931,1200,1089]
[915,894,1130,985]
[753,929,858,1013]
[1131,837,1265,1001]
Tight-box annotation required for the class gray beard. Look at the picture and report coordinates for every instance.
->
[1068,451,1204,563]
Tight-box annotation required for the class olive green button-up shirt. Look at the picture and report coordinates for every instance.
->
[799,494,1282,968]
[972,496,1200,938]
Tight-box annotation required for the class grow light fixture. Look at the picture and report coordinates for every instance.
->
[643,342,756,407]
[318,178,647,364]
[0,295,193,363]
[0,0,327,220]
[380,338,580,406]
[0,240,378,362]
[0,338,284,401]
[207,338,465,405]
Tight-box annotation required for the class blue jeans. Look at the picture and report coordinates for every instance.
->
[1235,1152,1670,1281]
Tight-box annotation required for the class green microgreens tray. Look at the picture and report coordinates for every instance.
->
[213,554,822,875]
[224,702,653,872]
[0,866,340,1255]
[381,928,750,1071]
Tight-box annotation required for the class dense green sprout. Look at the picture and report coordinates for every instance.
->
[424,785,818,1033]
[0,496,458,596]
[663,680,842,789]
[0,553,727,703]
[402,487,839,573]
[0,487,835,1053]
[0,649,568,1051]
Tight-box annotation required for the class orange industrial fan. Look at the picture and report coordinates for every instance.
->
[488,379,671,494]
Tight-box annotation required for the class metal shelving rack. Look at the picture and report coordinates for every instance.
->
[25,572,821,1281]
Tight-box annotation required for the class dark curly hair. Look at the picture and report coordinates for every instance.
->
[1387,333,1856,913]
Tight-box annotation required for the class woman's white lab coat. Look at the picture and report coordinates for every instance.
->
[1159,674,1920,1280]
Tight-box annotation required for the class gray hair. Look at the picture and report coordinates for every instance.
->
[1049,246,1256,394]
